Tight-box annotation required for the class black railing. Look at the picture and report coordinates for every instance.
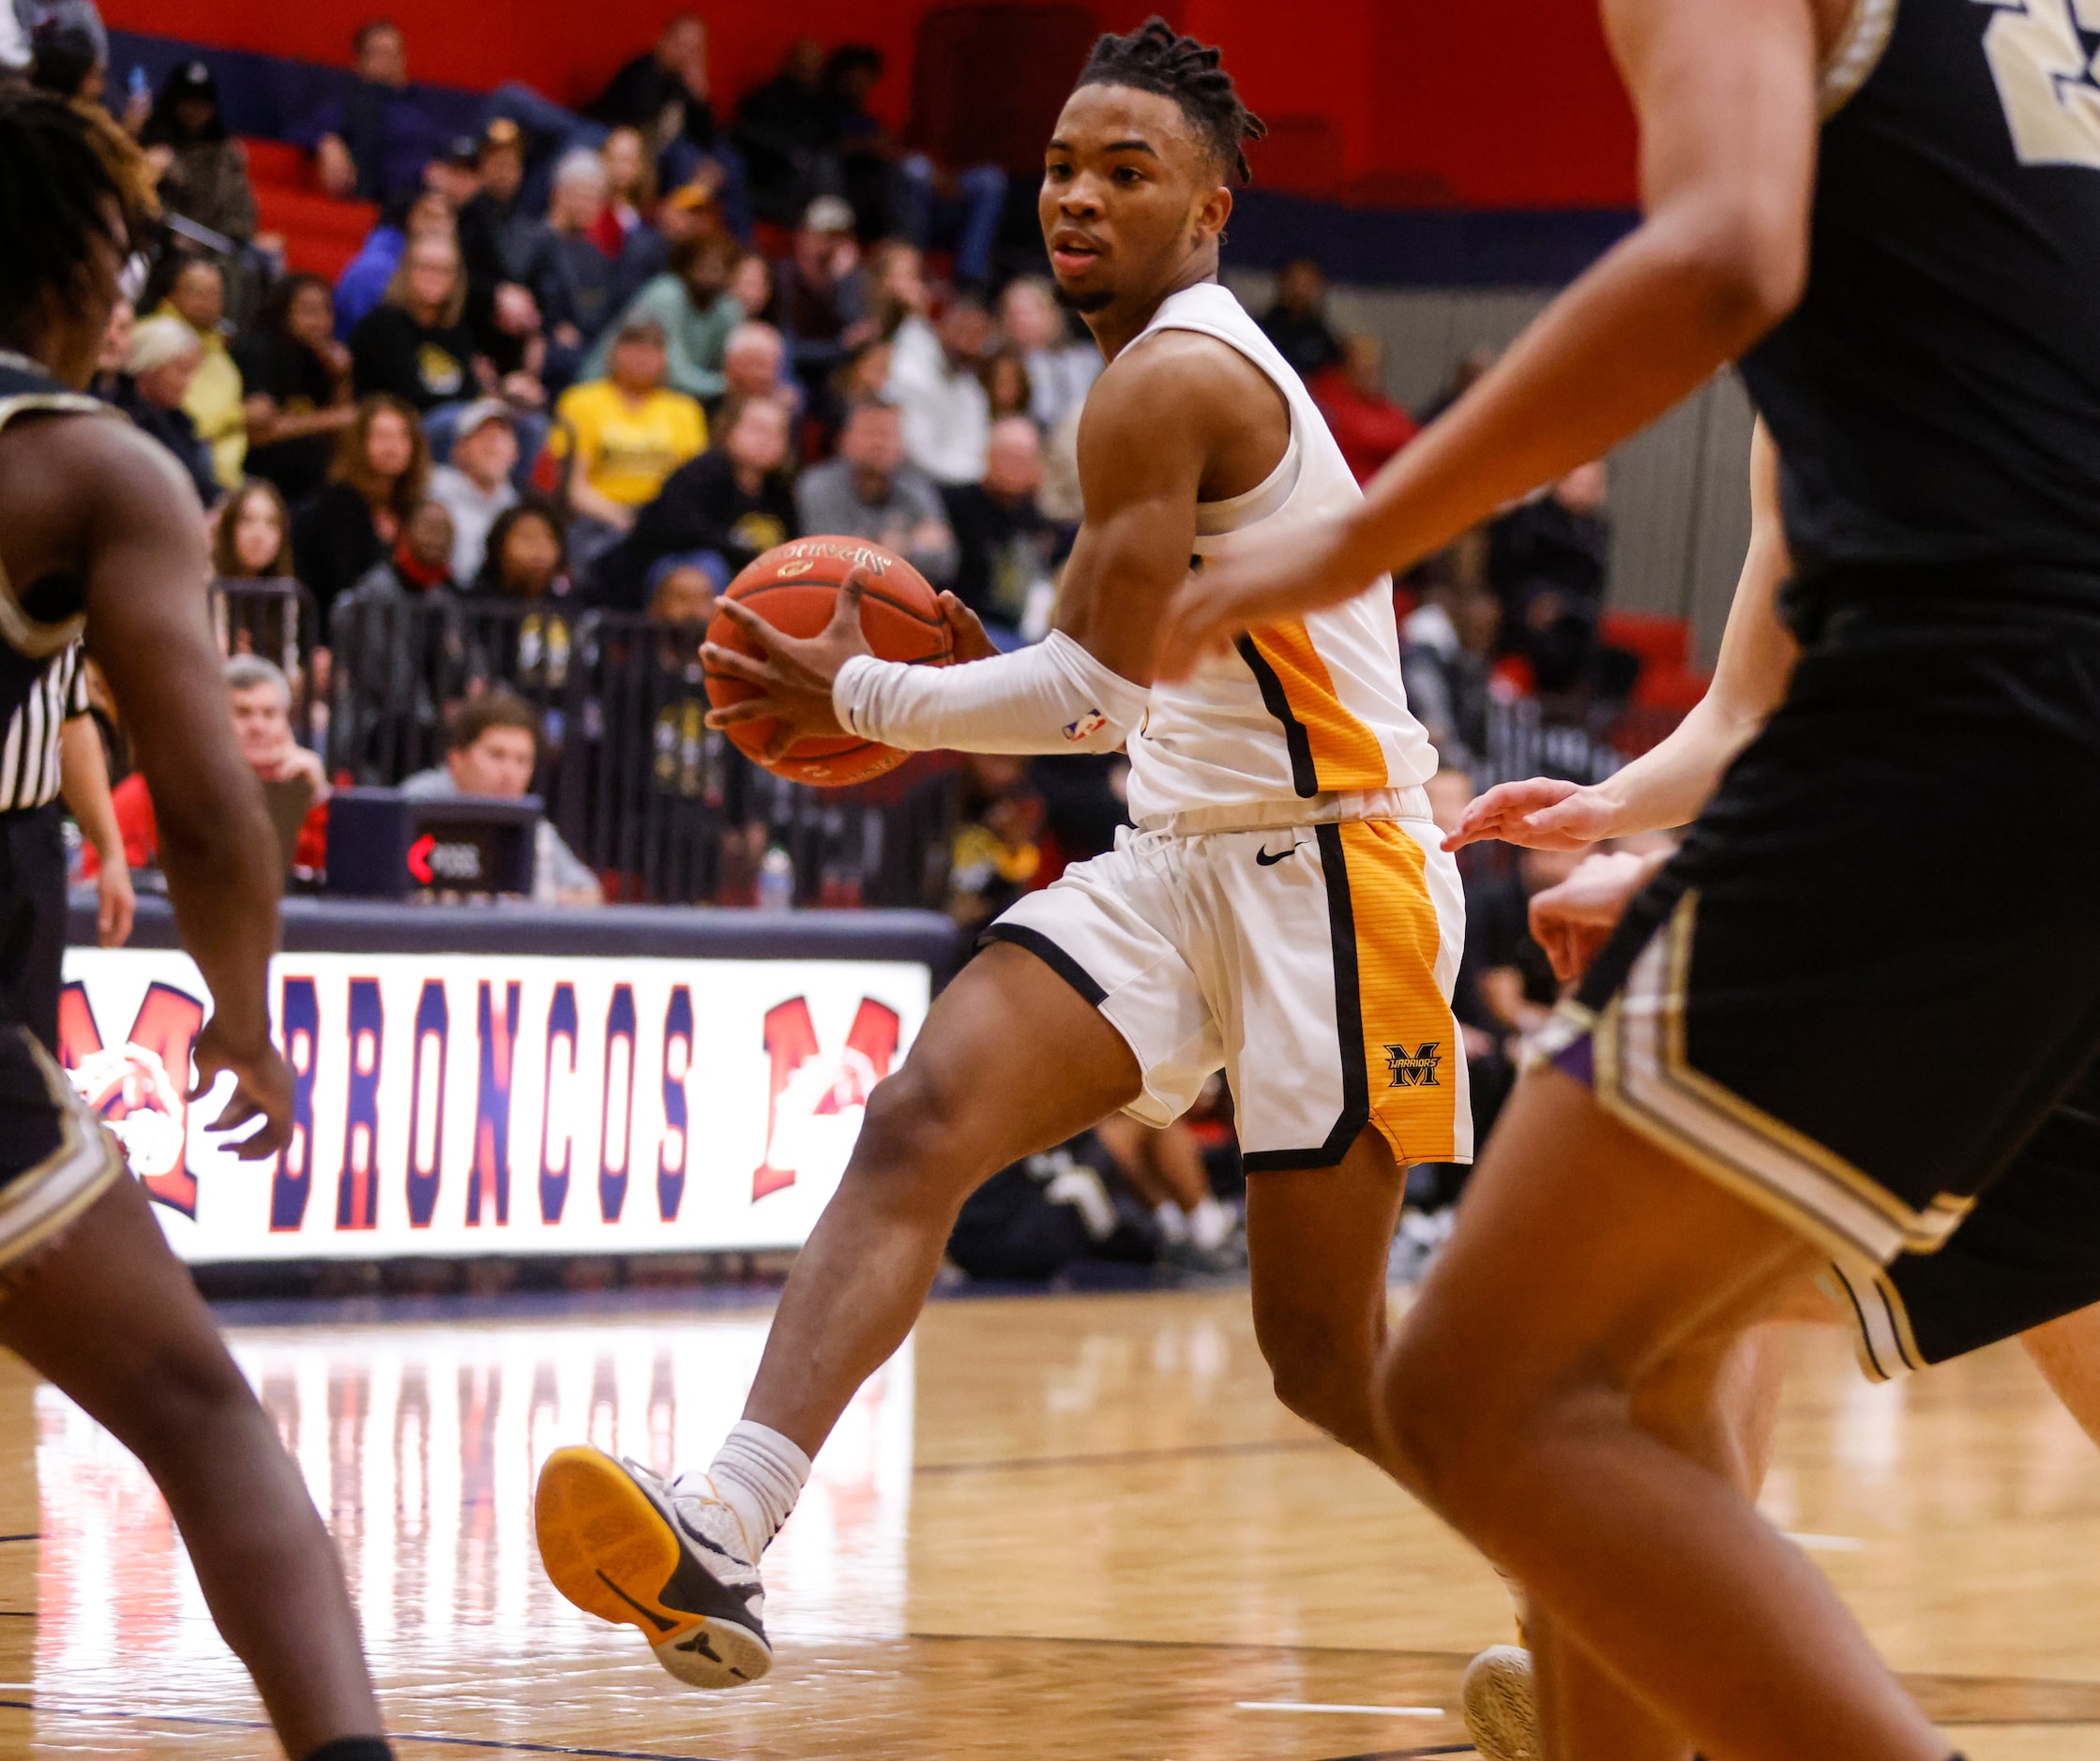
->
[290,587,960,911]
[219,584,1685,908]
[1478,696,1689,789]
[214,577,324,745]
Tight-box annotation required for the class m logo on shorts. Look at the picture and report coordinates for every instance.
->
[1384,1042,1442,1089]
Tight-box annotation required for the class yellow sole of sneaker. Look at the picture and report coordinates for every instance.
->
[536,1446,699,1638]
[534,1446,773,1690]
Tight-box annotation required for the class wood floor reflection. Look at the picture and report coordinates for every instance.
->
[2,1289,2098,1757]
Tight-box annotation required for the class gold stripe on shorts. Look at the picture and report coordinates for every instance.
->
[1337,820,1460,1166]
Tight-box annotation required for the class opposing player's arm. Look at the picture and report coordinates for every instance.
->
[68,421,292,1154]
[703,332,1267,757]
[1447,420,1799,850]
[1155,0,1821,669]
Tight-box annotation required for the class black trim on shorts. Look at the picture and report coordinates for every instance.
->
[1242,821,1369,1172]
[977,923,1109,1006]
[1234,634,1319,799]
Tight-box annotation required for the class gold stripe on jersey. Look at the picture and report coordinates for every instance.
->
[1243,619,1389,794]
[1337,820,1460,1166]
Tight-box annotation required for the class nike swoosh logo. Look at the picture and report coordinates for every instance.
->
[1255,844,1299,866]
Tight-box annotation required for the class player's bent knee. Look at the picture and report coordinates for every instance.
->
[845,1064,994,1198]
[113,1337,263,1470]
[1262,1327,1372,1438]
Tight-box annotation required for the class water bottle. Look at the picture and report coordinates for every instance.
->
[757,845,795,911]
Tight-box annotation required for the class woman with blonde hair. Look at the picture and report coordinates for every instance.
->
[348,231,487,413]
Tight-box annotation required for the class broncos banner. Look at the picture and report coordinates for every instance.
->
[56,947,930,1263]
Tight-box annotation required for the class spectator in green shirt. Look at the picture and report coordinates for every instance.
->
[581,232,743,401]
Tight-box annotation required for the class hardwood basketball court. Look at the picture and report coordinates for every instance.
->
[1,1286,2094,1758]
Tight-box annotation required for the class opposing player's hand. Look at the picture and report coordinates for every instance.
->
[936,591,1000,663]
[703,566,874,760]
[190,1016,294,1161]
[1153,516,1383,682]
[1527,850,1664,984]
[1443,777,1622,852]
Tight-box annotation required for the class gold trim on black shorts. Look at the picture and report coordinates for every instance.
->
[1589,891,1974,1267]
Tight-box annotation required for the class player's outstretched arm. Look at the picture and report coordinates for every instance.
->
[1155,0,1822,673]
[70,422,292,1156]
[704,335,1250,759]
[1445,420,1800,851]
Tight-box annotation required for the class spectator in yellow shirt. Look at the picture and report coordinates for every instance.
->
[551,315,706,572]
[157,255,247,491]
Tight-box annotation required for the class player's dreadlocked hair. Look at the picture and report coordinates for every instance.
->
[1075,16,1266,185]
[0,90,158,348]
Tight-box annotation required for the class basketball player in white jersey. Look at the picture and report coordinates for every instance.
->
[532,18,1470,1689]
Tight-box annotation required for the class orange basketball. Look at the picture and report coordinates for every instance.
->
[704,536,952,787]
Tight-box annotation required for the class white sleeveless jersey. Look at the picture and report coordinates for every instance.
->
[1114,284,1438,826]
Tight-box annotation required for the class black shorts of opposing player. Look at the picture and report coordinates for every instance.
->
[1540,0,2100,1372]
[1544,590,2100,1273]
[1836,1055,2100,1377]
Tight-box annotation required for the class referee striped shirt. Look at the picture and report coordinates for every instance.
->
[0,642,87,813]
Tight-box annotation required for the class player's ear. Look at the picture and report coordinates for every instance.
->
[1193,182,1232,247]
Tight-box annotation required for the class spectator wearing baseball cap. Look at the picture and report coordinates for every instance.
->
[449,120,548,387]
[428,398,521,581]
[140,59,257,246]
[773,193,875,399]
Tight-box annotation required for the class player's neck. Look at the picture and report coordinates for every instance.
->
[1085,258,1220,361]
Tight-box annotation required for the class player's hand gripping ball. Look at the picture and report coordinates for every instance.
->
[702,538,955,786]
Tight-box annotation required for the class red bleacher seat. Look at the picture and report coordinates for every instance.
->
[1598,609,1689,674]
[239,136,377,281]
[1599,610,1709,712]
[241,138,309,188]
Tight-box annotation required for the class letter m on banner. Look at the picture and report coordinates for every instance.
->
[754,997,900,1200]
[57,980,207,1216]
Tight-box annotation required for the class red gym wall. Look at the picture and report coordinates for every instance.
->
[99,0,1639,208]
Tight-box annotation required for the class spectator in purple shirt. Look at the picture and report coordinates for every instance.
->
[295,20,451,206]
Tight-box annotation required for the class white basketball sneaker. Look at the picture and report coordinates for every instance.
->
[1462,1645,1539,1761]
[535,1446,773,1688]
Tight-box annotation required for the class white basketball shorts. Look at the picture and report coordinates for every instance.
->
[984,811,1472,1169]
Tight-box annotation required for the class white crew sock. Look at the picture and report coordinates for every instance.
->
[697,1421,811,1559]
[1187,1196,1233,1253]
[1153,1201,1189,1245]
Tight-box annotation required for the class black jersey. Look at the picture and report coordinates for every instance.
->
[1739,0,2100,597]
[0,356,110,734]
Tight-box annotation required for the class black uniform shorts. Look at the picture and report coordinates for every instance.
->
[0,817,122,1268]
[1540,589,2100,1368]
[1831,1056,2100,1377]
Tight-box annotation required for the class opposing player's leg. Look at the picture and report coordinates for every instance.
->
[1244,1125,1404,1468]
[0,1171,385,1760]
[1512,1324,1790,1761]
[536,938,1144,1685]
[1383,1067,1946,1761]
[2021,1307,2100,1445]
